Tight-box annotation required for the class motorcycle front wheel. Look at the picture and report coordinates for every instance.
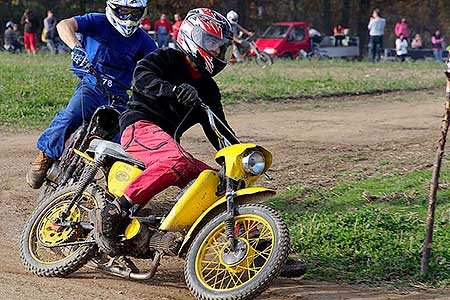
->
[185,204,290,300]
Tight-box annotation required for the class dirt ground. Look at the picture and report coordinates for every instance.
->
[1,88,449,299]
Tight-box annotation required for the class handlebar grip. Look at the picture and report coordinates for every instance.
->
[172,85,209,110]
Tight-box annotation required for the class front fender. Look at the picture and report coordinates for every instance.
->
[178,187,276,256]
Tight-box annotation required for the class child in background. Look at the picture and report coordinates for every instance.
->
[395,33,408,62]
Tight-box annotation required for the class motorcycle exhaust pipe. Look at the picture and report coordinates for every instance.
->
[129,251,161,280]
[101,251,161,281]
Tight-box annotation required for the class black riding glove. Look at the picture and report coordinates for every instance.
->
[175,84,201,108]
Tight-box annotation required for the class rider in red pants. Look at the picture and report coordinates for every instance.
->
[95,8,238,254]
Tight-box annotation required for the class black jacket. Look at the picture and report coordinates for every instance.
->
[120,48,238,150]
[21,13,38,33]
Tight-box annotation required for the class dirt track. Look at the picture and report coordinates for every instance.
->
[1,89,449,299]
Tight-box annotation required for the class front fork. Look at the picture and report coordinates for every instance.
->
[224,178,237,251]
[59,156,103,221]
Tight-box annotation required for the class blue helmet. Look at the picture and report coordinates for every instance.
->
[6,21,15,28]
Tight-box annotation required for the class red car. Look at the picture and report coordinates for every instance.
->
[256,22,311,58]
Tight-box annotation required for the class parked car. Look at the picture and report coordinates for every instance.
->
[256,22,360,59]
[256,22,310,59]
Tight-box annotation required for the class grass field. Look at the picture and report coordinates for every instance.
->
[269,170,450,286]
[0,53,446,128]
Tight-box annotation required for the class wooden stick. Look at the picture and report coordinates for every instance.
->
[420,71,450,276]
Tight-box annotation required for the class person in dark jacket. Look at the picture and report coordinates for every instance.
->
[95,8,236,254]
[44,10,57,54]
[21,9,39,55]
[4,21,22,52]
[432,30,444,62]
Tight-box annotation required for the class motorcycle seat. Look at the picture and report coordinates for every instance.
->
[88,139,146,169]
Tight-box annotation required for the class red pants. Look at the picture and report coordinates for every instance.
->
[24,32,37,51]
[121,121,210,206]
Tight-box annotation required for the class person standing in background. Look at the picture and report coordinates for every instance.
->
[367,8,386,62]
[394,17,409,38]
[431,30,444,62]
[172,14,182,42]
[44,10,57,54]
[140,17,151,34]
[21,9,38,55]
[154,13,171,48]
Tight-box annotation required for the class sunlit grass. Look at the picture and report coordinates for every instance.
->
[0,53,445,128]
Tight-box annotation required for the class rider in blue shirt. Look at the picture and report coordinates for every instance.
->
[26,0,157,189]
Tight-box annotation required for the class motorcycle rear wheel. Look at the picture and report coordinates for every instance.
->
[20,184,106,277]
[185,204,290,300]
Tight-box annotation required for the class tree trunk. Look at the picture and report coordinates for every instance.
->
[357,0,371,55]
[341,0,351,28]
[322,0,331,35]
[420,71,450,276]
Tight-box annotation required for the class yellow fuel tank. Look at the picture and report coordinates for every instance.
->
[108,161,143,197]
[159,170,221,232]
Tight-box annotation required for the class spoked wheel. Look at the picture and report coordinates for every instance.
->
[185,204,290,300]
[20,184,106,277]
[255,52,274,68]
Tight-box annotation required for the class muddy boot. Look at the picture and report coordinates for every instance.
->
[26,151,54,189]
[95,197,131,255]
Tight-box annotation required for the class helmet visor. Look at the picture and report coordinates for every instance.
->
[193,27,232,62]
[111,5,145,21]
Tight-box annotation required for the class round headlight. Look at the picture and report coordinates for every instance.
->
[242,151,266,175]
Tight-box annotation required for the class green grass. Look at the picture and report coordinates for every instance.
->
[0,53,446,128]
[268,170,450,286]
[219,59,445,104]
[0,54,77,128]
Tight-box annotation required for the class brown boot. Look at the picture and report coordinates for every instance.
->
[26,151,54,189]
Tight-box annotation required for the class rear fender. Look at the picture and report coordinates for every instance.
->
[177,187,276,256]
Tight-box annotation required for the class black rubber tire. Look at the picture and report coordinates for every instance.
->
[20,184,106,277]
[281,52,294,60]
[255,52,274,67]
[37,181,57,204]
[185,204,290,300]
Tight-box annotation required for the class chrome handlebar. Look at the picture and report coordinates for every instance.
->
[199,102,238,149]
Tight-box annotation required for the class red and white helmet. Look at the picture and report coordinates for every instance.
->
[176,8,233,76]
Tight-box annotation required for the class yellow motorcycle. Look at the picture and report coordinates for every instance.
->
[20,102,290,300]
